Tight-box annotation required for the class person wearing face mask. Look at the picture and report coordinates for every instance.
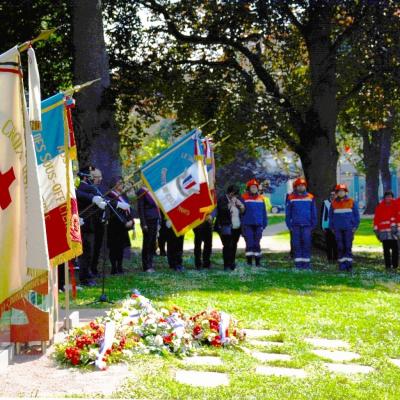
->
[373,191,398,271]
[321,190,338,263]
[329,184,360,271]
[285,178,317,269]
[241,179,268,267]
[215,184,245,271]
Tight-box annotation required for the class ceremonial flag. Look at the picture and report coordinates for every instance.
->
[0,46,50,317]
[141,130,215,235]
[33,93,82,266]
[203,137,217,206]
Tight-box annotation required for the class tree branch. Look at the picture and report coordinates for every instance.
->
[330,3,366,54]
[142,0,305,134]
[337,72,375,111]
[279,3,306,36]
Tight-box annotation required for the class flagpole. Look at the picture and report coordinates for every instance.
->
[62,78,101,96]
[64,262,70,331]
[17,27,58,53]
[196,119,216,130]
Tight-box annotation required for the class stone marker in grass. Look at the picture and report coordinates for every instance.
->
[252,351,292,362]
[256,366,307,378]
[389,358,400,368]
[304,338,350,349]
[312,349,360,362]
[175,370,230,387]
[182,356,223,366]
[324,363,374,374]
[245,329,280,338]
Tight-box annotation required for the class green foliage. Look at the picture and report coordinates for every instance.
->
[103,0,400,163]
[0,1,72,96]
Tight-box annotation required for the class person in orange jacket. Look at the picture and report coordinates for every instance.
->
[241,179,268,266]
[285,178,317,269]
[329,184,360,271]
[373,191,398,270]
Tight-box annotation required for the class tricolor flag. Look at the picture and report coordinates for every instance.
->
[33,93,82,266]
[0,47,50,321]
[203,137,217,205]
[141,130,215,235]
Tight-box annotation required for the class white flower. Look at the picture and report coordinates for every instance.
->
[154,335,164,347]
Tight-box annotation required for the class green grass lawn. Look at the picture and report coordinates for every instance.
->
[61,252,400,399]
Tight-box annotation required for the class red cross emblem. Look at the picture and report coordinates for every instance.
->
[0,167,16,210]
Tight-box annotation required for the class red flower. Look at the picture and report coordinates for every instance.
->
[209,319,219,332]
[193,325,202,336]
[131,293,139,298]
[211,335,222,347]
[159,318,167,323]
[163,333,175,344]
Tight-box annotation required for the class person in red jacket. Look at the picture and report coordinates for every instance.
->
[373,191,398,270]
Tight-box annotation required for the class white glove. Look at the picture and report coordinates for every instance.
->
[79,217,85,226]
[166,220,172,228]
[92,195,107,210]
[117,201,130,211]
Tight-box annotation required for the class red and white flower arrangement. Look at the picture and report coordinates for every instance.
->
[55,292,245,369]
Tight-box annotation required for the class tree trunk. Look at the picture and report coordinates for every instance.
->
[362,129,381,214]
[72,0,120,185]
[379,126,393,192]
[299,7,339,248]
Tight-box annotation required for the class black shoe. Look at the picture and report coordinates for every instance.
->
[255,257,261,267]
[159,251,167,257]
[175,265,185,272]
[246,256,253,266]
[230,265,236,271]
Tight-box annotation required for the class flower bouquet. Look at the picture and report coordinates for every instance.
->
[190,309,246,347]
[55,292,245,369]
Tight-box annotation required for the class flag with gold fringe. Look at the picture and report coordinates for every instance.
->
[141,130,215,236]
[33,92,82,266]
[0,46,50,319]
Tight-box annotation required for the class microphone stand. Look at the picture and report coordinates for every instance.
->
[84,185,127,306]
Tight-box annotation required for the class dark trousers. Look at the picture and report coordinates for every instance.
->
[334,228,354,271]
[166,228,184,269]
[219,228,241,269]
[158,222,167,255]
[292,225,312,269]
[58,263,65,290]
[142,219,158,271]
[324,229,338,262]
[78,231,95,283]
[194,221,213,268]
[110,242,125,273]
[382,240,399,269]
[91,222,104,275]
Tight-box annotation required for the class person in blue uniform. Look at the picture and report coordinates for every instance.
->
[241,179,268,267]
[285,178,317,269]
[329,184,360,271]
